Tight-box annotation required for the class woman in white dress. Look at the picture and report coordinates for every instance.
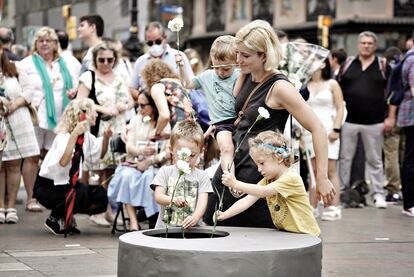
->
[77,42,132,226]
[304,58,345,221]
[0,47,40,223]
[16,27,78,212]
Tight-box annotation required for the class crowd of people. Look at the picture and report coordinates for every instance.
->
[0,14,412,237]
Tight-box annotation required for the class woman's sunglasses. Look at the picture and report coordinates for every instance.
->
[146,39,163,47]
[97,57,115,64]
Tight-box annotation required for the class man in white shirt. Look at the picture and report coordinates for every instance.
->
[56,30,81,77]
[130,21,194,99]
[77,14,104,74]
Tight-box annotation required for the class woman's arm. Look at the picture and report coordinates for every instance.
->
[266,80,335,205]
[76,82,90,99]
[150,83,170,136]
[330,80,345,130]
[6,97,28,115]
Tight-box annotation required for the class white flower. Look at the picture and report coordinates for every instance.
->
[143,115,151,123]
[168,17,184,32]
[177,159,191,174]
[258,107,270,119]
[177,147,192,160]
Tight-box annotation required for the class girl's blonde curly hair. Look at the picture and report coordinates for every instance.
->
[55,98,95,134]
[141,59,178,91]
[249,130,293,167]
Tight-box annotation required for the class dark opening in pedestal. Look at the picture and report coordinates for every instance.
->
[143,228,229,239]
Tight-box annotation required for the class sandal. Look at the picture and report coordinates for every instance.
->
[26,199,43,212]
[0,208,5,224]
[5,208,18,223]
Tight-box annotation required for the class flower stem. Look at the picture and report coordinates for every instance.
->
[165,173,183,237]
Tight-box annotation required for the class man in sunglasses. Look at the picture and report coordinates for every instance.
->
[130,21,194,97]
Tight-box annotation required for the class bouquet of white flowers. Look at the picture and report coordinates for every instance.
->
[278,42,330,89]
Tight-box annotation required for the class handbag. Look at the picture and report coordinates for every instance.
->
[27,104,39,126]
[233,73,278,127]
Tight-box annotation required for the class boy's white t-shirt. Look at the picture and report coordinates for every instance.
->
[151,165,213,228]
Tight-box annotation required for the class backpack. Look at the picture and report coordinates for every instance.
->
[337,56,387,83]
[386,50,414,106]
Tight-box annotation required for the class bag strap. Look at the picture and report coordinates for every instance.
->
[233,72,278,127]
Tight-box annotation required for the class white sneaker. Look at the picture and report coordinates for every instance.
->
[89,214,111,227]
[374,194,387,209]
[321,206,342,221]
[402,208,414,217]
[312,207,320,218]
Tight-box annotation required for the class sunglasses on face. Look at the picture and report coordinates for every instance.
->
[97,57,115,64]
[146,39,163,47]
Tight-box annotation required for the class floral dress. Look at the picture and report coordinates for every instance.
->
[79,71,130,169]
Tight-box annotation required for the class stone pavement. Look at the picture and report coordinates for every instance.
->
[1,192,414,276]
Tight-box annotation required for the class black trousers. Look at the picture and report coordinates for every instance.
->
[34,175,108,218]
[402,126,414,210]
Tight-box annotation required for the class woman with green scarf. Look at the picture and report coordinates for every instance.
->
[15,27,78,212]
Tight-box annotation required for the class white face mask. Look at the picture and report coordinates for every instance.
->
[149,44,164,57]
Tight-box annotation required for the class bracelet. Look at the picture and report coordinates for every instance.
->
[333,128,341,133]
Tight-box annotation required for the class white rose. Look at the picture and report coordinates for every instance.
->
[258,107,270,119]
[177,147,192,160]
[177,159,191,174]
[168,17,184,32]
[143,116,151,123]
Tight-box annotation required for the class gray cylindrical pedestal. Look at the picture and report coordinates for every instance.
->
[118,227,322,277]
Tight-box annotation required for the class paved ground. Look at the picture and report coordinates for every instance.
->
[1,189,414,276]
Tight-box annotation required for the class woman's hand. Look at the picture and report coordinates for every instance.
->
[116,102,128,113]
[103,124,113,139]
[316,177,336,207]
[136,158,152,172]
[327,131,339,142]
[66,88,77,99]
[221,170,237,188]
[105,106,119,117]
[73,121,89,136]
[141,145,156,156]
[172,196,188,208]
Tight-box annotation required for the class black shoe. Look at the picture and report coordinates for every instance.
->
[68,226,81,235]
[45,216,64,235]
[385,193,402,203]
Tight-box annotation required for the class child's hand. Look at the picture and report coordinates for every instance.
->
[182,215,198,229]
[172,197,188,208]
[221,170,237,188]
[175,53,184,67]
[213,211,225,224]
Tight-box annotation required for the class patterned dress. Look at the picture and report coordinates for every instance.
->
[1,76,39,161]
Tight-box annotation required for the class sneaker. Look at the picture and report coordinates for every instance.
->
[312,207,320,218]
[402,208,414,217]
[89,213,111,227]
[385,193,402,203]
[374,194,387,209]
[45,216,64,235]
[321,206,342,221]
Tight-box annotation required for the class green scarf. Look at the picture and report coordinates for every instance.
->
[32,54,72,130]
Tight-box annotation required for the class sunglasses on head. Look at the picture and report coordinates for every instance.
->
[146,39,163,47]
[97,57,114,64]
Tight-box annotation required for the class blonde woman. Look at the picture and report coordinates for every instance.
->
[16,27,78,212]
[204,20,335,228]
[33,98,111,235]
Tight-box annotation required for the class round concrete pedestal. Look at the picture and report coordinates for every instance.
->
[118,227,322,277]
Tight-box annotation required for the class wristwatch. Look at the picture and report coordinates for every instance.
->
[333,128,341,133]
